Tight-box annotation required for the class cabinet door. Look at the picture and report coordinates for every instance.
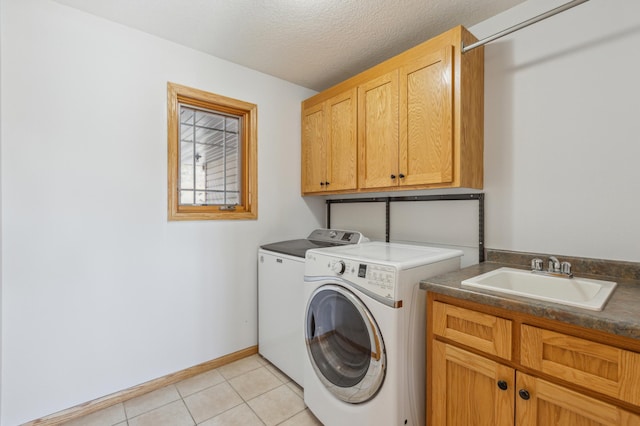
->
[399,46,453,186]
[521,325,640,406]
[358,71,399,189]
[326,89,358,191]
[301,102,327,193]
[516,372,640,426]
[432,340,514,426]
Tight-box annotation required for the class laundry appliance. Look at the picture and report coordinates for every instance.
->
[258,229,367,386]
[303,241,463,425]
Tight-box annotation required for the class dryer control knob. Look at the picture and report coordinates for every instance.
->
[332,260,346,275]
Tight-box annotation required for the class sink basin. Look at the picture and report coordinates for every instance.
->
[461,267,617,311]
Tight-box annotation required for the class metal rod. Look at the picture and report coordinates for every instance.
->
[478,193,485,263]
[326,193,486,262]
[385,199,390,243]
[462,0,590,53]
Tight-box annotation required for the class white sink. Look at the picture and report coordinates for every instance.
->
[461,267,617,311]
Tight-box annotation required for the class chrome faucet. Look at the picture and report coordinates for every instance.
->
[531,256,573,278]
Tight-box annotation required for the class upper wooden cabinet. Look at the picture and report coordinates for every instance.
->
[358,70,399,189]
[301,26,484,195]
[301,88,358,193]
[399,47,454,187]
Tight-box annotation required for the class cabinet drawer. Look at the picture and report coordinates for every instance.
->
[432,301,512,360]
[521,324,640,406]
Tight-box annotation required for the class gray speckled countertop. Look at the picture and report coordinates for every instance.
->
[420,261,640,340]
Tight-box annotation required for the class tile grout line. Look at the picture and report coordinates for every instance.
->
[113,355,310,426]
[202,361,303,426]
[233,373,267,426]
[181,360,270,425]
[122,385,184,424]
[206,363,283,426]
[175,384,198,426]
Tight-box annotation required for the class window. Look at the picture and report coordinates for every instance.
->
[167,82,257,220]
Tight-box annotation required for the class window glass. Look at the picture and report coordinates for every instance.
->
[178,105,241,206]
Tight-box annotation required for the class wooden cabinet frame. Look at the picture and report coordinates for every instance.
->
[301,26,484,196]
[302,89,358,193]
[399,46,454,187]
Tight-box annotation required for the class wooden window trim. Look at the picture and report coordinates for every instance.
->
[167,82,257,220]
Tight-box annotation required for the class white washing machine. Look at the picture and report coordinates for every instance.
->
[303,242,463,425]
[258,229,367,386]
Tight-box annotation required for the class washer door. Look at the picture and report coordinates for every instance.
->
[305,284,386,403]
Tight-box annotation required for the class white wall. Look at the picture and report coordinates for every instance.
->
[328,199,481,267]
[3,0,640,423]
[333,0,640,264]
[472,0,640,262]
[0,0,323,424]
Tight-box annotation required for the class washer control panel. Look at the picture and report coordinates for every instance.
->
[314,256,398,301]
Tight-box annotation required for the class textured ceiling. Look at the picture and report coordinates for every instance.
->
[52,0,524,91]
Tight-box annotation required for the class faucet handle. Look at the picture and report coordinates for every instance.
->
[531,258,544,271]
[561,261,573,277]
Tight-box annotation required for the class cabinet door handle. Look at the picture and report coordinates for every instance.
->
[325,181,330,186]
[390,174,396,179]
[399,173,405,179]
[497,380,508,391]
[518,389,530,400]
[320,182,325,186]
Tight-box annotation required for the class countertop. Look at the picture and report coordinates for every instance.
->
[420,262,640,340]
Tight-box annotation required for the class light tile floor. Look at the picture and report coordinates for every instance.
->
[60,355,322,426]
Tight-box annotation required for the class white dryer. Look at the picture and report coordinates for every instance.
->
[258,229,366,386]
[303,242,463,425]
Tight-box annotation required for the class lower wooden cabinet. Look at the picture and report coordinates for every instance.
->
[428,296,640,426]
[516,373,640,425]
[432,340,513,426]
[520,324,640,407]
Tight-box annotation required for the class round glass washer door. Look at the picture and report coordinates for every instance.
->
[305,284,386,404]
